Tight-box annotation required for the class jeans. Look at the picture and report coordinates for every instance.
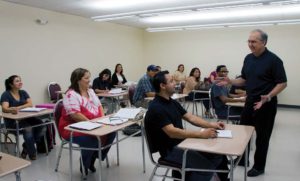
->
[4,117,46,156]
[69,132,116,168]
[101,97,117,114]
[164,147,228,181]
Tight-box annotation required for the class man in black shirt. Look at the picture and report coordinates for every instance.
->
[145,71,228,181]
[218,29,287,177]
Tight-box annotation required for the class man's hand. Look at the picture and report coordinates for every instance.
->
[200,128,218,138]
[254,95,269,110]
[211,122,225,130]
[215,77,231,86]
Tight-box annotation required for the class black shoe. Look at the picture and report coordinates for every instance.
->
[228,158,249,167]
[21,143,28,159]
[247,168,264,177]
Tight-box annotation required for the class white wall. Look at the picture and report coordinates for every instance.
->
[0,1,145,104]
[144,26,300,106]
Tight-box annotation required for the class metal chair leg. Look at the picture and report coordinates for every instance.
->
[55,142,64,172]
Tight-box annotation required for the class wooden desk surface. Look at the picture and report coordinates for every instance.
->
[177,124,254,156]
[1,109,53,121]
[225,102,245,107]
[65,117,141,137]
[96,91,128,98]
[0,152,31,177]
[192,90,209,94]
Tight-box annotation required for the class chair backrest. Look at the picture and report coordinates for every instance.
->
[208,88,218,118]
[142,123,159,165]
[53,99,64,139]
[48,82,63,103]
[128,84,136,105]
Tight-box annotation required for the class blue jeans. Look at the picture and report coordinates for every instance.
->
[69,132,116,168]
[164,147,228,181]
[5,117,46,156]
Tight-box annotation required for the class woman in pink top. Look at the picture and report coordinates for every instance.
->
[58,68,116,175]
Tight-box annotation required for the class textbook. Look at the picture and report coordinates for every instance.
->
[115,108,142,119]
[69,121,102,131]
[19,107,47,112]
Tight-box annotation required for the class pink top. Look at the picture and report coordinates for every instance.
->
[59,89,104,139]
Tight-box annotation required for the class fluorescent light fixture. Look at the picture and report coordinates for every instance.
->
[91,0,286,21]
[93,15,136,22]
[142,4,300,24]
[87,0,176,10]
[146,19,300,32]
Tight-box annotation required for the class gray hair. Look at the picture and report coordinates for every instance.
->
[251,29,268,45]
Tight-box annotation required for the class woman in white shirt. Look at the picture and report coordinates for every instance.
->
[112,63,127,86]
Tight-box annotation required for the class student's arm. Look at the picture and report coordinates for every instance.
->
[69,112,89,122]
[183,112,225,130]
[162,123,217,139]
[219,95,245,103]
[1,98,32,114]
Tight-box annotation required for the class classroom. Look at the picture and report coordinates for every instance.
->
[1,1,300,181]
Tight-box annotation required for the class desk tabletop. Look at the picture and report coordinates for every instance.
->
[192,90,209,94]
[96,91,128,98]
[1,109,53,120]
[65,117,142,137]
[177,124,254,156]
[0,152,31,177]
[225,102,245,107]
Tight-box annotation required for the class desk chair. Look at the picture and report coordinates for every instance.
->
[48,82,63,103]
[53,100,109,177]
[185,90,210,118]
[0,116,49,157]
[143,125,183,181]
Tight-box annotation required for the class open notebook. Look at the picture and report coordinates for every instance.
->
[69,122,102,131]
[114,108,142,119]
[19,107,47,112]
[97,117,129,126]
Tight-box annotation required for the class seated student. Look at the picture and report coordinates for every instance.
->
[145,71,228,181]
[173,64,187,84]
[59,68,116,175]
[132,65,158,108]
[211,65,245,119]
[92,68,116,114]
[183,67,210,116]
[0,75,46,160]
[111,63,127,86]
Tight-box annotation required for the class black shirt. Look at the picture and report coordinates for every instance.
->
[92,77,113,91]
[144,95,187,157]
[241,48,287,102]
[111,73,127,86]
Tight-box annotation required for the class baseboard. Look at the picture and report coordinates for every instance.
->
[278,104,300,109]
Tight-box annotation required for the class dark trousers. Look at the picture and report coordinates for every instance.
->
[70,132,116,168]
[240,98,277,171]
[164,147,228,181]
[187,92,210,111]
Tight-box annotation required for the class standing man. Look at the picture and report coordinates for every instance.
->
[132,65,158,108]
[145,71,228,181]
[218,29,287,177]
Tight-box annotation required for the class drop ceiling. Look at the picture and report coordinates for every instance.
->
[4,0,300,31]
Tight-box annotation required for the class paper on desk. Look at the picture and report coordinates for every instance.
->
[69,121,102,130]
[109,88,123,94]
[217,130,232,138]
[97,117,129,125]
[115,108,141,119]
[19,107,47,112]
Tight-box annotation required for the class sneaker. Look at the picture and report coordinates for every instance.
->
[247,168,264,177]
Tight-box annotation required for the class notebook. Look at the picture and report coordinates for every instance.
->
[19,107,47,112]
[97,117,129,125]
[35,103,55,109]
[69,121,102,131]
[115,108,142,119]
[109,88,124,94]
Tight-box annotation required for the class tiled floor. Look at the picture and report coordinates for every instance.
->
[1,107,299,181]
